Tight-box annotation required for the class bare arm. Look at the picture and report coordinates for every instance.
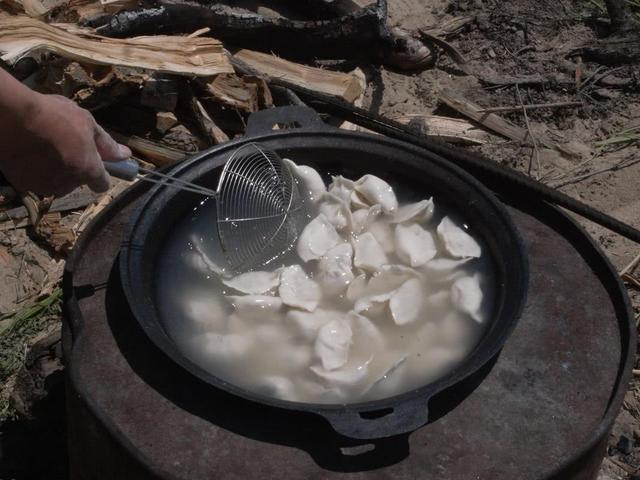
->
[0,68,131,195]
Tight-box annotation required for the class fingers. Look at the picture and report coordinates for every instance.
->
[93,122,132,162]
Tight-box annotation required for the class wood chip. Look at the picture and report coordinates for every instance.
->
[205,73,271,113]
[393,114,491,145]
[193,99,230,145]
[439,89,531,145]
[156,112,179,135]
[0,15,233,77]
[233,49,364,103]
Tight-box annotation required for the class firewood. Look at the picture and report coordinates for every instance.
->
[393,114,492,146]
[156,112,178,134]
[205,73,273,112]
[232,50,365,103]
[140,74,179,111]
[0,15,233,77]
[108,131,187,167]
[87,0,432,70]
[192,99,229,145]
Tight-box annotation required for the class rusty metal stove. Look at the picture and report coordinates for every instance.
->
[62,180,635,480]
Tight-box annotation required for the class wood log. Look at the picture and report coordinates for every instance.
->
[108,131,187,167]
[156,111,178,134]
[192,99,229,145]
[233,49,365,103]
[205,73,272,112]
[0,14,233,76]
[392,114,492,146]
[87,0,432,70]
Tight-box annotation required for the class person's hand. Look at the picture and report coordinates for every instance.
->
[0,90,131,196]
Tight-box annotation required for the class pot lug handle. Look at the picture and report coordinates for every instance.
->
[319,396,430,440]
[245,106,333,136]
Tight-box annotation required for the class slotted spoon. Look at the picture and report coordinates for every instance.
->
[106,143,305,272]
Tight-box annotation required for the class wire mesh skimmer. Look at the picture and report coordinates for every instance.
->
[105,143,305,272]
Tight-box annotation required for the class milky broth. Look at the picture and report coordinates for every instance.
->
[156,171,496,404]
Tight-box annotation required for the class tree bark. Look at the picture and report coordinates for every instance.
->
[604,0,628,32]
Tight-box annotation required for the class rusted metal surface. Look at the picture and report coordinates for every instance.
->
[63,184,634,480]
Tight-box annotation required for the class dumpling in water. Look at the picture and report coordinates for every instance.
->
[279,265,321,312]
[310,356,372,387]
[318,193,352,231]
[423,257,470,272]
[395,223,437,267]
[346,273,368,303]
[450,274,484,322]
[437,216,481,259]
[192,332,254,361]
[327,176,356,203]
[354,174,398,214]
[297,214,342,262]
[348,311,385,351]
[284,159,326,203]
[226,295,283,318]
[389,278,424,325]
[353,232,388,273]
[317,243,355,296]
[314,318,353,370]
[182,293,227,332]
[285,309,341,342]
[368,220,395,254]
[350,205,382,234]
[222,269,281,295]
[391,199,435,224]
[257,375,296,400]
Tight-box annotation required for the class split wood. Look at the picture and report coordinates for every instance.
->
[477,101,583,114]
[621,252,640,276]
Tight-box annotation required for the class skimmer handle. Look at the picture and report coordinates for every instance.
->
[105,159,139,181]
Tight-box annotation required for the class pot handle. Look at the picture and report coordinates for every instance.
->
[245,106,332,136]
[318,395,430,439]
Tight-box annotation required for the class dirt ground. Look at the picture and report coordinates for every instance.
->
[0,0,639,478]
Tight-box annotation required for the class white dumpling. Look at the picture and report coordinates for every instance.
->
[258,376,296,400]
[317,243,355,296]
[366,264,419,296]
[346,273,368,302]
[310,356,372,387]
[389,278,424,325]
[422,257,470,272]
[450,274,484,322]
[437,216,482,259]
[353,289,396,315]
[222,269,281,295]
[226,295,283,318]
[285,309,340,342]
[188,235,225,277]
[395,223,437,267]
[284,159,326,203]
[367,220,395,254]
[318,193,352,231]
[348,311,385,351]
[353,232,388,273]
[314,318,353,370]
[279,265,321,312]
[182,293,227,332]
[350,205,382,234]
[253,324,288,344]
[195,332,253,360]
[297,214,342,262]
[363,355,408,396]
[327,175,356,203]
[350,190,369,210]
[391,199,435,224]
[354,174,398,214]
[427,290,451,309]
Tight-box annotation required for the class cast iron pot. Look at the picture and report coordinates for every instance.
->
[120,106,529,439]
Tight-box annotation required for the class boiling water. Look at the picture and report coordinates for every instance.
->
[156,175,496,404]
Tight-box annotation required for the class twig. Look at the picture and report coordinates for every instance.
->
[621,252,640,276]
[550,158,640,188]
[477,101,582,114]
[622,273,640,290]
[516,84,540,179]
[418,29,470,74]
